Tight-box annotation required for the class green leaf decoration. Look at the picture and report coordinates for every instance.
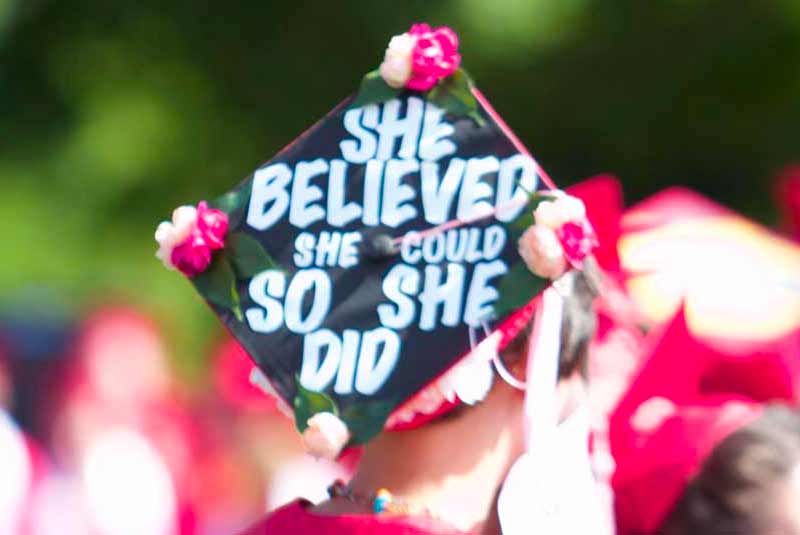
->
[494,191,558,318]
[226,232,278,278]
[494,261,549,319]
[192,253,241,315]
[527,190,557,212]
[506,191,558,242]
[342,400,396,446]
[293,379,338,432]
[427,68,485,126]
[230,282,244,322]
[351,69,402,108]
[508,209,534,241]
[210,187,250,228]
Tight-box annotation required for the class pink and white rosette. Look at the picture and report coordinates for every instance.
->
[379,23,461,91]
[518,193,598,280]
[155,201,228,277]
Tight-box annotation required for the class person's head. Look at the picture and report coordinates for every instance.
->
[499,268,598,384]
[428,267,599,437]
[351,268,601,533]
[661,404,800,535]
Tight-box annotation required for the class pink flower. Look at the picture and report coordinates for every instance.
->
[155,201,228,277]
[378,24,460,91]
[556,220,598,269]
[196,201,228,250]
[523,192,598,275]
[170,230,212,277]
[407,24,461,91]
[518,224,568,280]
[302,412,351,460]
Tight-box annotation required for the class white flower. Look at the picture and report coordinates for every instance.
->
[533,194,587,230]
[154,205,197,270]
[518,224,568,279]
[379,33,415,88]
[302,412,351,460]
[248,368,293,418]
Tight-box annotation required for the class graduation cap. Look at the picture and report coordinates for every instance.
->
[612,395,762,535]
[155,23,598,458]
[608,308,782,535]
[619,186,800,339]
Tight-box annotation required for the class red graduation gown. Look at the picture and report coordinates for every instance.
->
[239,500,473,535]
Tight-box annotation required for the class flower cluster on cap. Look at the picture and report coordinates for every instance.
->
[379,23,461,91]
[155,201,228,277]
[518,193,598,280]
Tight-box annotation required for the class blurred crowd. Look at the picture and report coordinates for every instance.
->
[0,167,798,535]
[0,302,352,534]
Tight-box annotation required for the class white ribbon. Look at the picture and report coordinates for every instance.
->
[498,286,614,535]
[523,286,564,448]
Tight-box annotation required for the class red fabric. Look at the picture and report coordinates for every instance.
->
[619,186,800,332]
[239,500,472,535]
[567,174,625,275]
[776,165,800,242]
[612,397,761,535]
[611,308,800,423]
[604,185,800,534]
[622,186,730,235]
[213,337,280,412]
[609,308,781,535]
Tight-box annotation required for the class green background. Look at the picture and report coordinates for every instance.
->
[2,0,798,377]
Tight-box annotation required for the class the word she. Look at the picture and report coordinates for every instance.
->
[244,96,539,396]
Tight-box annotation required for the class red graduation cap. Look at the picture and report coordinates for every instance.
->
[609,308,771,534]
[566,174,624,276]
[619,186,800,340]
[776,164,800,243]
[612,395,762,535]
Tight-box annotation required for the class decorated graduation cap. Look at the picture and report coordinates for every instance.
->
[776,164,800,242]
[155,23,598,458]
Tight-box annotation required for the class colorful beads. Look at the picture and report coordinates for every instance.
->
[373,488,392,513]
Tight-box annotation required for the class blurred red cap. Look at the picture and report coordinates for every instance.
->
[213,337,279,412]
[608,307,797,534]
[776,164,800,243]
[567,174,624,275]
[612,395,761,535]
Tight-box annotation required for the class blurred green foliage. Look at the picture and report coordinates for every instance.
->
[2,1,799,376]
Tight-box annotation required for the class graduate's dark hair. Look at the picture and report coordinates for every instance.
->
[499,265,599,381]
[435,265,598,423]
[661,404,800,535]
